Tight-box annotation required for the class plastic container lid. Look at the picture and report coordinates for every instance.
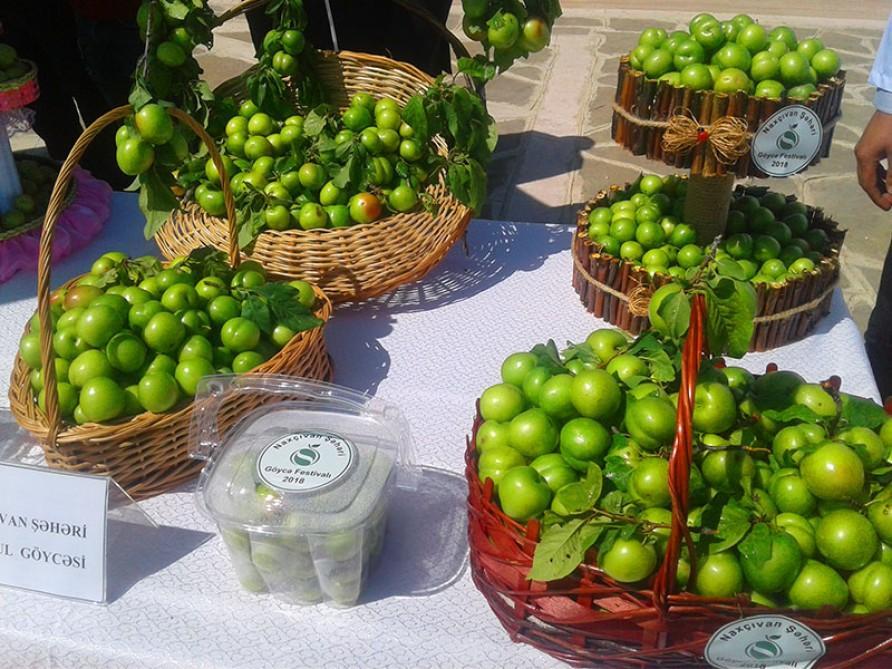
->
[191,375,418,537]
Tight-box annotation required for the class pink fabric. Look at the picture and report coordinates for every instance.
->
[0,167,112,282]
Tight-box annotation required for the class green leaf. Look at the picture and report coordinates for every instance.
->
[446,163,471,208]
[840,393,888,429]
[258,283,323,334]
[762,405,825,425]
[728,428,757,446]
[237,208,266,250]
[182,247,231,281]
[604,454,634,492]
[596,526,621,560]
[528,519,604,582]
[531,340,565,373]
[622,375,648,389]
[710,499,753,553]
[716,258,748,280]
[402,95,429,144]
[128,81,153,111]
[627,332,664,356]
[161,0,190,21]
[657,290,691,340]
[138,169,179,239]
[193,80,215,102]
[457,56,499,84]
[561,342,598,365]
[302,107,330,137]
[332,155,354,189]
[486,118,499,153]
[554,464,603,514]
[600,489,632,515]
[738,523,773,568]
[466,158,488,213]
[705,277,757,359]
[644,349,676,384]
[241,296,273,334]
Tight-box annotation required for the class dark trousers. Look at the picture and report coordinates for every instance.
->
[866,241,892,400]
[0,0,140,189]
[246,0,453,76]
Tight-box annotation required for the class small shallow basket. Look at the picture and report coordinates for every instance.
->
[571,179,845,352]
[466,295,892,668]
[0,156,73,243]
[7,105,333,499]
[0,58,39,111]
[612,57,846,178]
[155,50,473,303]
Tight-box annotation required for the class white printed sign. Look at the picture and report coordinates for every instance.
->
[705,615,826,669]
[0,463,109,602]
[751,105,823,177]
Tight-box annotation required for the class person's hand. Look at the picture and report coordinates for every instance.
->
[855,110,892,210]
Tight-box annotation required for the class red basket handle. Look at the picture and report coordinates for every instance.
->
[652,293,706,612]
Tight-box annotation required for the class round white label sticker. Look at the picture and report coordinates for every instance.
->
[256,431,354,492]
[704,615,825,669]
[751,105,823,177]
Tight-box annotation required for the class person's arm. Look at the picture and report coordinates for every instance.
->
[855,13,892,210]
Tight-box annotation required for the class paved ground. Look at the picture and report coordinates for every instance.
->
[13,1,890,332]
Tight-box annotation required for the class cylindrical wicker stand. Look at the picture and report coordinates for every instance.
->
[571,180,845,351]
[611,57,845,178]
[683,174,735,245]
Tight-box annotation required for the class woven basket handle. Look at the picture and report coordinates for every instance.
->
[36,104,238,445]
[651,293,706,612]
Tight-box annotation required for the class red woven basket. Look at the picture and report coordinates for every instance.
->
[465,295,892,667]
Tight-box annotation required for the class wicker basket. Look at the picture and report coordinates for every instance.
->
[7,105,333,499]
[154,50,473,303]
[466,295,892,668]
[571,180,845,352]
[0,58,39,111]
[612,57,846,178]
[0,156,72,243]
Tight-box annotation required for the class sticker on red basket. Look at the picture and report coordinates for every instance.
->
[704,615,825,669]
[751,105,823,177]
[256,431,354,492]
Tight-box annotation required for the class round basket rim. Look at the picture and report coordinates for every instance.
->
[0,58,38,94]
[8,274,333,442]
[158,48,474,302]
[574,181,845,301]
[615,54,848,106]
[0,156,75,243]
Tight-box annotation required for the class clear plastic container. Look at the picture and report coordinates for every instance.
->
[191,375,417,607]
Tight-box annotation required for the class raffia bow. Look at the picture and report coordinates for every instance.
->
[661,109,750,165]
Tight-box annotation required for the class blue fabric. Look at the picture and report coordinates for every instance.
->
[871,13,892,106]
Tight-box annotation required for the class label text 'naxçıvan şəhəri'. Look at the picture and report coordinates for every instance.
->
[0,512,88,537]
[0,512,90,569]
[719,620,818,653]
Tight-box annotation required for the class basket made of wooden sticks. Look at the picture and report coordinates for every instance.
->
[466,296,892,668]
[611,57,845,178]
[154,50,473,304]
[572,181,845,352]
[7,106,333,500]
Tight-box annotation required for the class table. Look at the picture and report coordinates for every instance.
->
[0,194,880,668]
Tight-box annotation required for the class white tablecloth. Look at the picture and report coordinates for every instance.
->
[0,194,880,668]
